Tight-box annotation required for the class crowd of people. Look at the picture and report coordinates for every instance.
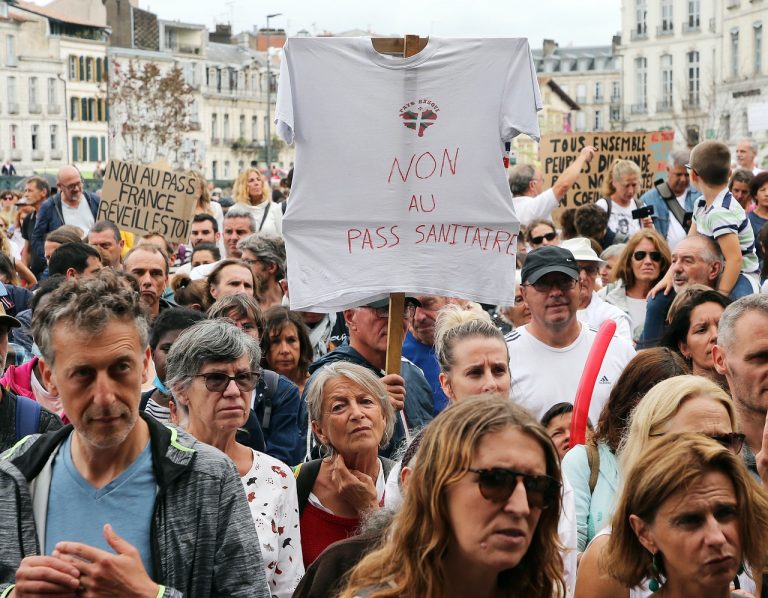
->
[1,138,768,597]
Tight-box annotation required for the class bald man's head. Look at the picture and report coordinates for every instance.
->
[57,165,83,203]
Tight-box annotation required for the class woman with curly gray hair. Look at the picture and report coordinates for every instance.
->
[166,318,304,597]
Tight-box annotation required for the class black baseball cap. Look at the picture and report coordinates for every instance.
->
[521,246,579,284]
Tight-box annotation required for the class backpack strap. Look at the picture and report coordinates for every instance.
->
[604,197,612,221]
[15,395,41,441]
[260,369,280,431]
[586,441,600,496]
[258,202,271,231]
[293,459,322,515]
[654,178,689,230]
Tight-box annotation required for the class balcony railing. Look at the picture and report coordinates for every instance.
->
[630,29,649,41]
[630,103,648,114]
[657,24,674,36]
[683,22,701,33]
[656,100,674,112]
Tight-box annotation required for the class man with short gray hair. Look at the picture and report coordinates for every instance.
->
[223,205,258,259]
[641,149,699,249]
[0,270,269,597]
[508,145,596,226]
[736,138,761,175]
[713,294,768,480]
[237,233,286,309]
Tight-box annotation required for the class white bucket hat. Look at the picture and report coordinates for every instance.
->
[560,237,603,263]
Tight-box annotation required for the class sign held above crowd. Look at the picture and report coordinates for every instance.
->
[97,160,198,244]
[541,131,675,209]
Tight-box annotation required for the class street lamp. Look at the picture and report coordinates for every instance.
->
[265,12,282,171]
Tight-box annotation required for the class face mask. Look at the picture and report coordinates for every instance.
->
[30,367,63,416]
[31,342,43,359]
[153,375,170,395]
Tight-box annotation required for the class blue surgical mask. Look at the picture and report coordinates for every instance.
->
[153,375,170,395]
[31,342,43,359]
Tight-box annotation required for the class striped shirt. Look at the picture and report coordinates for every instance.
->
[693,188,758,274]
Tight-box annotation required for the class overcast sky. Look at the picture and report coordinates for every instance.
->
[136,0,622,49]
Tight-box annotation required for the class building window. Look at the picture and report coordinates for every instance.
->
[575,111,587,132]
[29,77,38,106]
[731,29,739,78]
[575,84,586,104]
[47,77,56,106]
[688,0,700,28]
[211,161,218,180]
[100,137,106,161]
[687,50,700,106]
[661,54,673,107]
[251,115,258,141]
[81,98,88,121]
[722,113,731,140]
[594,81,603,102]
[661,0,673,32]
[31,125,39,151]
[10,124,17,150]
[96,57,103,81]
[7,76,16,105]
[239,114,246,139]
[636,0,647,35]
[89,137,98,162]
[223,113,230,141]
[612,80,621,101]
[755,23,763,74]
[70,97,79,120]
[635,57,647,109]
[594,109,603,130]
[50,124,58,150]
[78,56,85,81]
[6,35,15,67]
[72,136,80,161]
[224,160,230,178]
[86,57,94,81]
[211,113,217,141]
[68,55,77,80]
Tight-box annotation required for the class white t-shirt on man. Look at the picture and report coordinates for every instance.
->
[511,188,559,227]
[61,198,95,236]
[507,322,636,425]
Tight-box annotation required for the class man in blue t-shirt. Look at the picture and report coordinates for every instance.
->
[0,272,269,597]
[402,295,452,415]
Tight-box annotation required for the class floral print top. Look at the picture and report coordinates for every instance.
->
[241,450,304,598]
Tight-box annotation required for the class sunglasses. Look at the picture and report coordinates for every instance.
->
[469,468,561,509]
[709,432,746,454]
[193,371,260,393]
[530,231,557,245]
[365,304,417,320]
[523,277,577,294]
[632,250,662,262]
[579,264,600,276]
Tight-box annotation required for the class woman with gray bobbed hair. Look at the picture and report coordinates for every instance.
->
[166,319,304,597]
[297,361,396,568]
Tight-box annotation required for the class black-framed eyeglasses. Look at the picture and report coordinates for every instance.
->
[468,468,561,510]
[522,277,577,294]
[579,264,600,276]
[530,231,557,245]
[364,304,417,320]
[193,371,260,393]
[59,180,83,193]
[684,163,699,176]
[633,250,662,262]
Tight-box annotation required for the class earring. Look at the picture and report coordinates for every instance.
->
[649,551,663,592]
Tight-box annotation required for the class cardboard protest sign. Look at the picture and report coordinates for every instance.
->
[540,131,675,209]
[97,160,197,244]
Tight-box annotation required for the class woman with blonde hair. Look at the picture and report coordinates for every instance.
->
[433,304,510,402]
[233,167,282,235]
[575,375,754,597]
[602,229,672,342]
[596,159,654,243]
[340,395,565,598]
[603,434,768,598]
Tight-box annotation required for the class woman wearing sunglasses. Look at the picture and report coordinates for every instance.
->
[165,318,304,598]
[340,396,565,598]
[575,375,755,597]
[604,434,768,598]
[526,218,560,250]
[603,229,671,343]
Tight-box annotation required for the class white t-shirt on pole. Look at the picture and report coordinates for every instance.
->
[276,37,542,311]
[507,322,636,425]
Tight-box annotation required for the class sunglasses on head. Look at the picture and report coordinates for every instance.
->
[632,250,662,262]
[468,467,560,510]
[193,371,260,393]
[531,231,557,245]
[709,432,746,454]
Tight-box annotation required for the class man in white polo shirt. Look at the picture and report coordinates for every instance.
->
[507,245,635,424]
